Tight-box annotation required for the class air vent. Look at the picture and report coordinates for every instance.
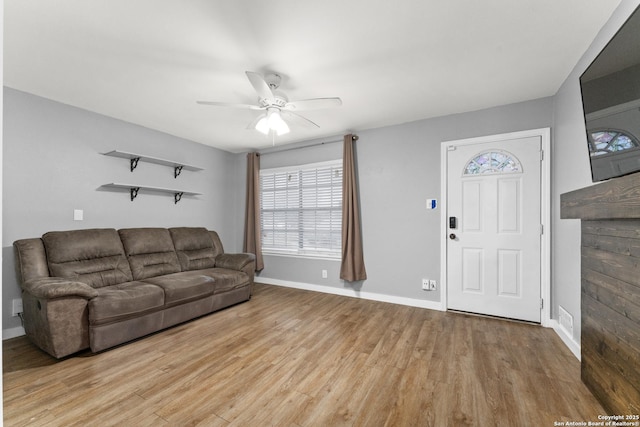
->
[558,305,574,337]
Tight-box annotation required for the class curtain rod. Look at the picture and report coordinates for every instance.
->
[258,134,358,155]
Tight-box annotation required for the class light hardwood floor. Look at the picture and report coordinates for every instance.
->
[4,283,604,426]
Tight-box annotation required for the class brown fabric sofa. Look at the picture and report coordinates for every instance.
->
[13,227,255,358]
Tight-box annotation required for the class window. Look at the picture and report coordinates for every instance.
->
[463,150,522,175]
[260,160,342,258]
[588,129,640,156]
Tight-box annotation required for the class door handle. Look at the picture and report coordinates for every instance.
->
[449,233,457,240]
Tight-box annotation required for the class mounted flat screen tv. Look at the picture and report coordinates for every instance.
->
[580,4,640,182]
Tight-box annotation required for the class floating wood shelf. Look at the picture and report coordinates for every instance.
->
[102,150,204,178]
[102,183,202,204]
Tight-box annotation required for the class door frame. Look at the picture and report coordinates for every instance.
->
[439,128,551,326]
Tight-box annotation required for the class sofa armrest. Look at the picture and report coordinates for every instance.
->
[22,277,99,300]
[216,253,256,271]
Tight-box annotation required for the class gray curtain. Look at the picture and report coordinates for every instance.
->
[340,134,367,281]
[243,152,264,271]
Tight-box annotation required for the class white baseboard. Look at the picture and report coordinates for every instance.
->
[549,319,581,360]
[257,277,445,312]
[3,326,25,340]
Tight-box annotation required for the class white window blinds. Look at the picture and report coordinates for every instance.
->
[260,160,342,257]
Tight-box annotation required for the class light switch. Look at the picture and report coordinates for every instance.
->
[426,199,437,210]
[73,209,84,221]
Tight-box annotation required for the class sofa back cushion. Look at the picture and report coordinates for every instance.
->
[42,229,133,288]
[118,228,181,280]
[169,227,221,271]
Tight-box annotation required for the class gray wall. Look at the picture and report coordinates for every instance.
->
[2,88,244,333]
[551,0,640,345]
[257,97,553,302]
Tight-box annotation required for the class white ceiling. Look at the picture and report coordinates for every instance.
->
[4,0,622,153]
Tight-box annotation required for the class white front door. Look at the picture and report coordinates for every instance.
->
[446,135,542,322]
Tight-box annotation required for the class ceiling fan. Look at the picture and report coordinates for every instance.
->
[197,71,342,136]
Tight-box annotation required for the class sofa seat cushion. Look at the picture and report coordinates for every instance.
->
[197,268,250,294]
[141,271,216,306]
[89,282,164,325]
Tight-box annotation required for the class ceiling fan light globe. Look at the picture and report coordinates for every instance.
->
[266,108,279,126]
[255,117,270,135]
[266,110,290,135]
[276,122,290,136]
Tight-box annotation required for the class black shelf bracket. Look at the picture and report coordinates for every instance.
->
[130,157,140,172]
[174,165,184,179]
[174,192,184,204]
[130,187,140,201]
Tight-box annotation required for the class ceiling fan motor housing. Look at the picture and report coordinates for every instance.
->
[271,95,287,107]
[259,94,287,108]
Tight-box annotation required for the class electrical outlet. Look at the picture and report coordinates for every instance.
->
[12,299,23,317]
[322,269,328,279]
[429,280,437,290]
[422,279,430,290]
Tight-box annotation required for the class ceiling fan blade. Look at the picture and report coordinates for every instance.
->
[281,111,320,128]
[245,71,274,102]
[197,101,263,110]
[283,97,342,111]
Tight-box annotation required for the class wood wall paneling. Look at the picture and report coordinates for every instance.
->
[580,219,640,413]
[562,173,640,413]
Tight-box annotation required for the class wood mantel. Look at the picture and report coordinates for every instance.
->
[561,172,640,414]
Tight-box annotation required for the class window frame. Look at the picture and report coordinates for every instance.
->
[259,159,343,259]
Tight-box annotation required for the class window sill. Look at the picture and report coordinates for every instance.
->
[262,252,341,262]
